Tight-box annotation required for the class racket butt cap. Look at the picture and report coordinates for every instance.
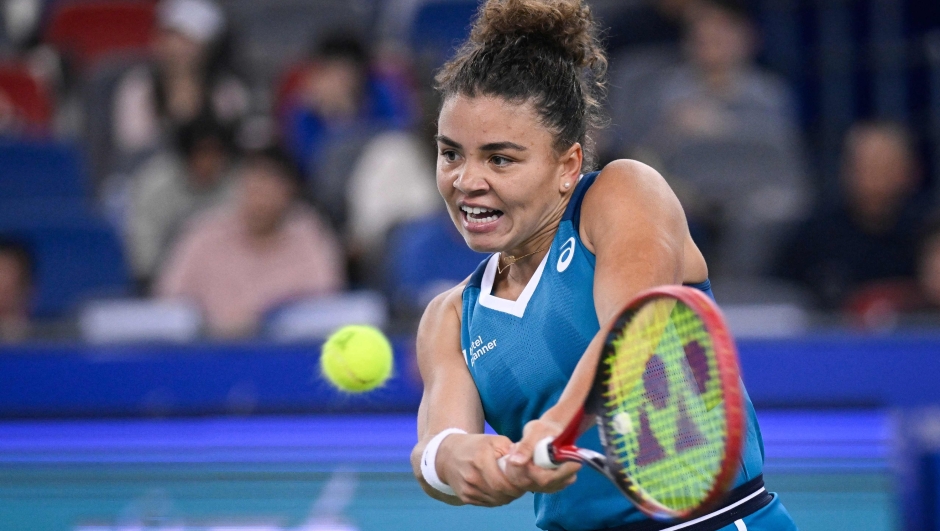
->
[533,437,560,469]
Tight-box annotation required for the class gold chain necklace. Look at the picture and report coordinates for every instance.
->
[497,246,547,274]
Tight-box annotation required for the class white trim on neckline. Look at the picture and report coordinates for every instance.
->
[478,250,550,318]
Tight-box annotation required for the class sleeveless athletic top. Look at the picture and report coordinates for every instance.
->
[460,171,765,531]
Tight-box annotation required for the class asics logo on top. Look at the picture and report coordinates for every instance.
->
[557,237,576,272]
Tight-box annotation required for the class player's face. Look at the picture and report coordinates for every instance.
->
[436,95,580,254]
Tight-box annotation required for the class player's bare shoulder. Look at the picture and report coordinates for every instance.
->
[589,160,683,213]
[583,159,706,284]
[579,160,687,251]
[415,281,468,370]
[420,282,466,331]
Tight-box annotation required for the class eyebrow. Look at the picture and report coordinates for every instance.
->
[434,135,528,153]
[435,135,461,149]
[480,141,527,152]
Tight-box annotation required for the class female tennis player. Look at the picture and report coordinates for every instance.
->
[409,1,796,529]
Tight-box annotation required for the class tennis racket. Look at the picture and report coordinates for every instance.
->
[519,285,744,521]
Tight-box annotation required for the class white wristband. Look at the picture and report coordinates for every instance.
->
[420,428,467,496]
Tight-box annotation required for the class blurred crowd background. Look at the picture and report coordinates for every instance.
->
[0,0,939,343]
[2,2,940,531]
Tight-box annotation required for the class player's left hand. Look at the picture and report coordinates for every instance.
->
[500,418,581,493]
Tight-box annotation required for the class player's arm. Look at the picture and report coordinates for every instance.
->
[563,160,695,409]
[503,159,695,476]
[410,285,525,506]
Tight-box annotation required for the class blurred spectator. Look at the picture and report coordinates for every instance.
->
[594,0,694,155]
[0,0,61,135]
[345,89,441,286]
[0,62,54,136]
[156,147,345,338]
[0,89,18,133]
[841,215,940,329]
[776,121,925,310]
[279,32,414,229]
[112,0,249,161]
[1,0,42,53]
[0,239,33,342]
[611,0,807,276]
[127,113,237,285]
[602,0,693,54]
[918,215,940,313]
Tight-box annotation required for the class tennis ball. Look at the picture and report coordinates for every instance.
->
[320,325,394,393]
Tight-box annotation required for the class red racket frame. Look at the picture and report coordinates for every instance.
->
[544,285,745,521]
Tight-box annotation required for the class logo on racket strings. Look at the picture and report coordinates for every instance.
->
[619,340,716,468]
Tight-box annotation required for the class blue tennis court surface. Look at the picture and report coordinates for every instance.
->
[0,410,896,530]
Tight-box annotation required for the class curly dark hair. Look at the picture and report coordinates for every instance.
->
[435,0,608,170]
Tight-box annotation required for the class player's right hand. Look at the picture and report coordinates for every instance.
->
[500,418,581,493]
[437,433,526,507]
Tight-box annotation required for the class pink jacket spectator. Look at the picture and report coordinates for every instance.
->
[157,205,345,337]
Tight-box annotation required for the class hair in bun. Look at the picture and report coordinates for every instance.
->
[436,0,608,169]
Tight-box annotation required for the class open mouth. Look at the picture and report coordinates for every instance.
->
[460,205,503,224]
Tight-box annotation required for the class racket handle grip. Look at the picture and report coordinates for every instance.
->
[533,437,559,469]
[496,437,558,472]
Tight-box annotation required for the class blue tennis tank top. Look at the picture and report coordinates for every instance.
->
[460,171,765,531]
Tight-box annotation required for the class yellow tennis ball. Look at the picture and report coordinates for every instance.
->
[320,325,394,393]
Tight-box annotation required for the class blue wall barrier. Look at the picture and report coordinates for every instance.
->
[0,334,938,418]
[737,334,940,407]
[0,340,422,418]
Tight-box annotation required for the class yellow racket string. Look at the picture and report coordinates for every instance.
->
[601,298,726,512]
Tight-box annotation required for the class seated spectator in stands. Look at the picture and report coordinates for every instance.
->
[281,33,411,169]
[841,215,940,329]
[128,113,236,286]
[0,90,18,134]
[0,0,59,135]
[775,121,925,310]
[345,89,441,287]
[279,32,414,229]
[0,0,41,53]
[918,216,940,313]
[614,0,806,276]
[0,239,33,342]
[112,0,249,160]
[600,0,696,161]
[602,0,693,55]
[156,147,345,338]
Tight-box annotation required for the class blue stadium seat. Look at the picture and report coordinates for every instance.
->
[385,211,487,311]
[409,1,478,68]
[0,140,88,199]
[0,140,129,317]
[0,199,91,229]
[5,217,130,318]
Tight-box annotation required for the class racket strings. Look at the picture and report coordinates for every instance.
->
[599,299,728,513]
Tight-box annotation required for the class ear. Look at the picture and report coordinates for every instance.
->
[558,143,583,193]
